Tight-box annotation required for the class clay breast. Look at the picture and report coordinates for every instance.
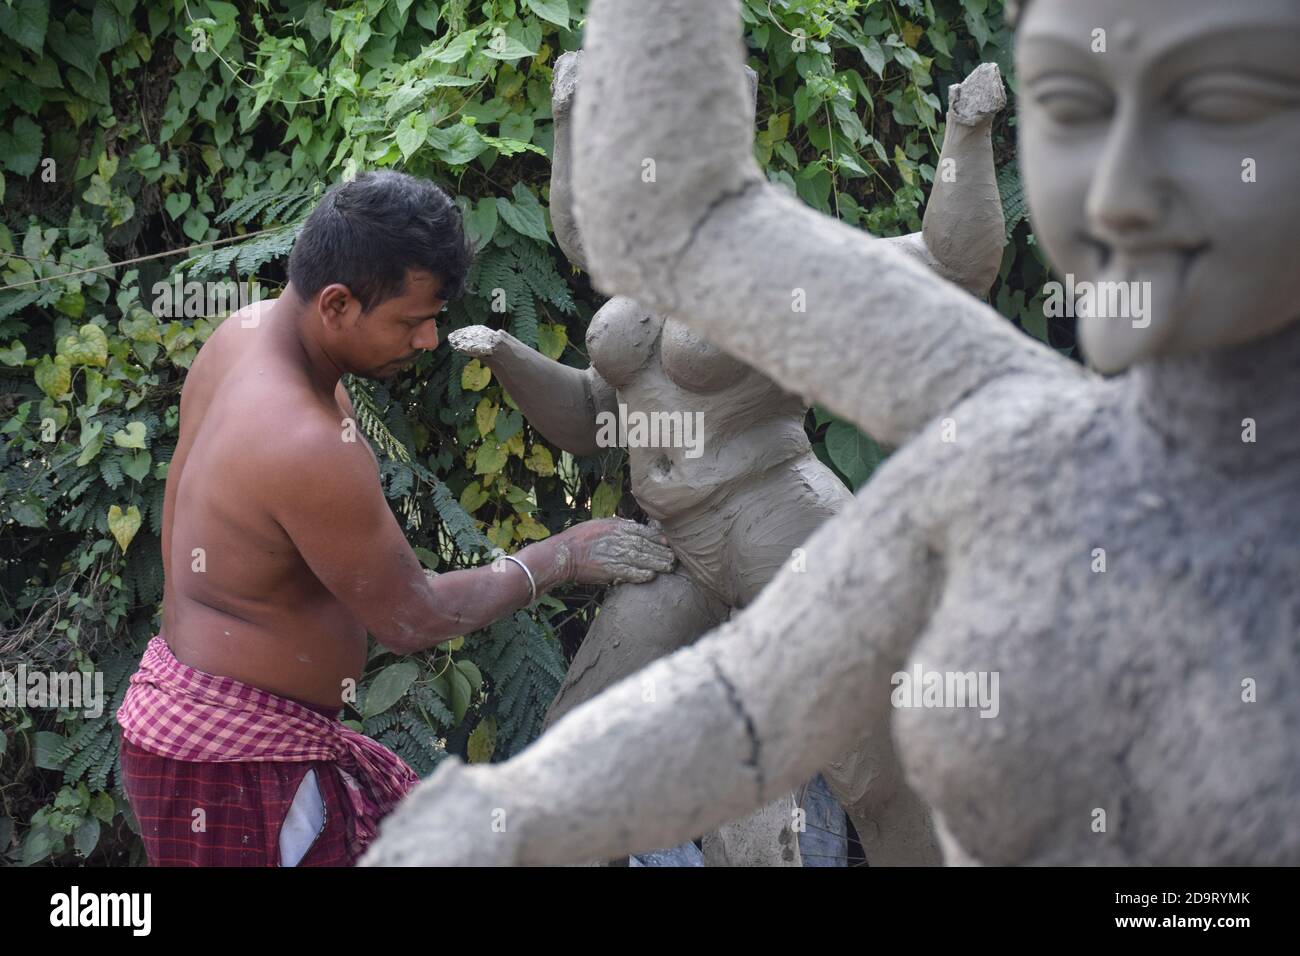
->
[659,317,750,393]
[586,296,662,388]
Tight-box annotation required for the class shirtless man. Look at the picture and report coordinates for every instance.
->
[115,171,675,867]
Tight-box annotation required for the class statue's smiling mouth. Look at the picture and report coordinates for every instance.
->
[1079,233,1210,286]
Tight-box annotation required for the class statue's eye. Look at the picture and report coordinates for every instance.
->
[1171,73,1300,124]
[1030,77,1113,126]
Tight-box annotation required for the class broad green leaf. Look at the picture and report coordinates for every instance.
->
[47,19,99,78]
[121,450,152,482]
[515,512,550,541]
[455,659,483,694]
[0,0,49,54]
[0,114,42,176]
[459,480,489,513]
[426,123,487,165]
[824,420,885,490]
[497,183,550,244]
[54,290,85,319]
[182,209,210,242]
[92,4,130,54]
[449,665,471,722]
[525,0,569,29]
[483,34,537,61]
[474,436,507,475]
[76,421,104,466]
[430,27,479,63]
[107,504,142,552]
[0,341,26,366]
[461,359,491,391]
[523,444,554,476]
[34,731,67,770]
[537,323,567,360]
[415,1,440,32]
[591,480,619,519]
[395,111,430,163]
[112,420,148,449]
[467,715,497,763]
[164,191,191,220]
[34,354,72,400]
[464,198,498,250]
[73,817,100,858]
[90,792,116,824]
[21,828,55,866]
[475,397,498,437]
[494,408,522,443]
[362,660,419,719]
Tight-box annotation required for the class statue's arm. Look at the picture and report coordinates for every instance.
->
[882,64,1008,299]
[449,327,616,458]
[572,0,1074,448]
[361,448,942,866]
[549,51,586,272]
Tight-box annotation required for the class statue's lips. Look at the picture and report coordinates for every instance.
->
[1083,234,1210,279]
[1078,238,1210,328]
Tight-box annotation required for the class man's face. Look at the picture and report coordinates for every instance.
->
[318,270,446,380]
[1017,0,1300,373]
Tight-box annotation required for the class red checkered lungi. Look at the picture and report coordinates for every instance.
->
[117,635,418,866]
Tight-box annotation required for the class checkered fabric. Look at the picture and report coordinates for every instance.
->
[117,635,418,865]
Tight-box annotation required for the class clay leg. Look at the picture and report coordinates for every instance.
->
[730,454,941,865]
[702,791,803,866]
[543,569,728,730]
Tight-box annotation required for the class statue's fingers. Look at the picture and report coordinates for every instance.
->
[447,326,498,356]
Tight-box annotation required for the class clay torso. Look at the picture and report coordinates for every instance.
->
[891,376,1300,864]
[587,296,810,519]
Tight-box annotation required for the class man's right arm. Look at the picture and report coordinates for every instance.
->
[266,419,673,654]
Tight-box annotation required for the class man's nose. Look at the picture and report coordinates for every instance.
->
[412,321,440,350]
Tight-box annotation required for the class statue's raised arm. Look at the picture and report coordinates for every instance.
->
[572,0,1078,446]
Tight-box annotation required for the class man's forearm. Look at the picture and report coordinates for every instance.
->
[407,538,574,650]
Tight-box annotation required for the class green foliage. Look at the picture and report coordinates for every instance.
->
[0,0,1044,863]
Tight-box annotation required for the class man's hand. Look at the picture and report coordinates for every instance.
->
[554,518,676,586]
[447,326,506,361]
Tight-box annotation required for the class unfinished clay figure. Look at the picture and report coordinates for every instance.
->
[365,0,1298,866]
[447,51,1005,865]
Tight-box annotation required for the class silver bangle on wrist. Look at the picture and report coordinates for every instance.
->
[500,554,537,605]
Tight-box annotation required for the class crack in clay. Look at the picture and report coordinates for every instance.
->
[707,655,764,800]
[667,178,766,300]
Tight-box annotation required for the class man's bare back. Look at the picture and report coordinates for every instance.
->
[161,299,370,706]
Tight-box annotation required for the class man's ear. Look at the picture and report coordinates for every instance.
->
[317,283,359,330]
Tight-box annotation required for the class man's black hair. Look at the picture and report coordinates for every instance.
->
[287,171,475,312]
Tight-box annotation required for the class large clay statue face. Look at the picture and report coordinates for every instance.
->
[1016,0,1300,373]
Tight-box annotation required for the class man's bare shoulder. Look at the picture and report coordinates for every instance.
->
[259,396,380,491]
[225,296,277,332]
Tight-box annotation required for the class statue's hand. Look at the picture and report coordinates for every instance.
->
[552,50,580,118]
[448,325,505,360]
[947,62,1006,127]
[361,758,522,866]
